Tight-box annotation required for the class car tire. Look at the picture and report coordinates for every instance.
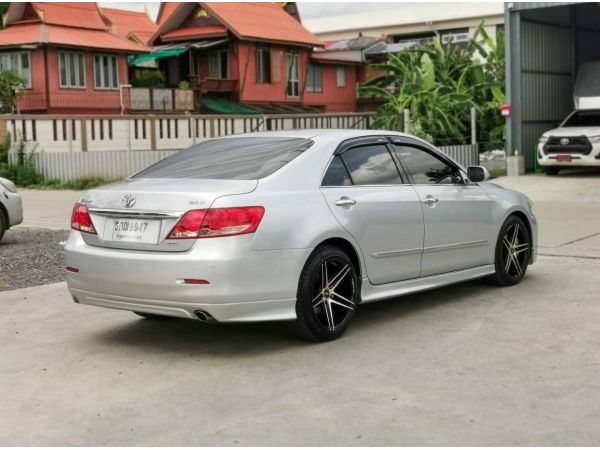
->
[133,312,171,320]
[0,210,6,242]
[488,215,531,286]
[287,245,359,342]
[543,166,560,176]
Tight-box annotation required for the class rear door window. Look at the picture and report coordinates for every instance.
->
[133,137,313,180]
[339,144,403,185]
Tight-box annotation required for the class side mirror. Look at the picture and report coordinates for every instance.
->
[467,166,490,183]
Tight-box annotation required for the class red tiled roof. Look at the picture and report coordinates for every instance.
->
[157,2,182,26]
[0,23,40,46]
[47,25,147,52]
[0,2,147,52]
[102,7,158,44]
[32,2,107,30]
[204,2,322,47]
[161,25,228,41]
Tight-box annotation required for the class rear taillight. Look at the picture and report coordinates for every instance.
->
[167,207,265,239]
[71,203,97,234]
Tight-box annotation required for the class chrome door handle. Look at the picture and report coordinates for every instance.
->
[334,197,356,207]
[422,195,439,205]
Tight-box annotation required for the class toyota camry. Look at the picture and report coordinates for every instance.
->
[65,130,537,341]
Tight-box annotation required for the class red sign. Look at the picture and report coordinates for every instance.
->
[500,104,512,117]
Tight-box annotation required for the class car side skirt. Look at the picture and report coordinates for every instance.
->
[360,264,496,303]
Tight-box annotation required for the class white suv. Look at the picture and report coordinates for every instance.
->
[538,110,600,175]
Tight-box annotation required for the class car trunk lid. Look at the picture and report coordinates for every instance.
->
[79,178,258,251]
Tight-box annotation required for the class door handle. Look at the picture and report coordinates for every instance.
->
[422,195,439,206]
[334,197,357,207]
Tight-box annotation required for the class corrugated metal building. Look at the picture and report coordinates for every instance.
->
[506,2,600,169]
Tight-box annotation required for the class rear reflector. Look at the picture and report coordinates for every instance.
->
[168,207,265,239]
[66,267,79,273]
[71,203,97,234]
[183,279,210,285]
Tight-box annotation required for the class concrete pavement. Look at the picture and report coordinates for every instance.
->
[1,256,600,445]
[15,189,80,230]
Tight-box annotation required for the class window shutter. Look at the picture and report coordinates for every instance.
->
[271,48,281,83]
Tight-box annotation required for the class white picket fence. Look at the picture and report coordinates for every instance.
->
[8,144,480,182]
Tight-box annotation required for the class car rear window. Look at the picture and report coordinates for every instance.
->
[133,137,314,180]
[562,111,600,127]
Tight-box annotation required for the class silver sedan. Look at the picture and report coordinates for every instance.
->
[0,177,23,242]
[65,130,537,341]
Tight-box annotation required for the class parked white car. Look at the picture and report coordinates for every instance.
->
[538,62,600,175]
[538,110,600,175]
[0,177,23,241]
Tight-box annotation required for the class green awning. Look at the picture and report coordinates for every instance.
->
[201,97,264,115]
[128,48,188,65]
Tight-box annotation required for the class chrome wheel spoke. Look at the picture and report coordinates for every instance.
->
[511,223,520,246]
[503,236,512,252]
[313,296,325,308]
[331,291,354,307]
[504,251,512,272]
[329,298,353,311]
[511,255,522,277]
[330,265,351,290]
[324,301,335,331]
[514,246,529,256]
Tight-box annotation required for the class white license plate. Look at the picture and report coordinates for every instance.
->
[105,218,161,244]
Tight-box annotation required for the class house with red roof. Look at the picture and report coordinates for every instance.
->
[148,2,361,113]
[102,7,158,46]
[0,2,147,113]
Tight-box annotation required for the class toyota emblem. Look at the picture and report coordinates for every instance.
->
[121,194,136,209]
[560,138,570,145]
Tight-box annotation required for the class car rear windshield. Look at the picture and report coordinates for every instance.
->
[562,111,600,127]
[133,137,313,180]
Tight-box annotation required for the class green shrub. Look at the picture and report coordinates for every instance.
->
[132,70,166,88]
[25,176,119,190]
[178,80,190,90]
[0,70,26,113]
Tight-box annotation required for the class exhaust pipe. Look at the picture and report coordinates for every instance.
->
[195,310,217,323]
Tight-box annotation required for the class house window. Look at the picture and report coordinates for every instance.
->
[392,32,435,47]
[440,28,470,47]
[286,52,299,97]
[93,54,119,90]
[0,51,32,88]
[58,50,85,89]
[208,49,229,79]
[256,46,271,83]
[336,66,346,87]
[306,64,322,92]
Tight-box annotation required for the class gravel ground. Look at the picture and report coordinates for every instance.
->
[0,228,68,291]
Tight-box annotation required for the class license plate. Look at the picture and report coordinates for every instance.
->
[105,218,161,244]
[556,155,572,163]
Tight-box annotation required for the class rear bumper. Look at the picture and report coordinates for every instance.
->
[65,231,310,322]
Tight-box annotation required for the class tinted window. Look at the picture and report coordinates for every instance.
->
[340,145,402,185]
[562,110,600,127]
[394,145,461,184]
[322,156,352,186]
[133,137,313,180]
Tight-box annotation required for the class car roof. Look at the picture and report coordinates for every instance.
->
[220,129,414,141]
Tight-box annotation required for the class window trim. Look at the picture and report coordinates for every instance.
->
[93,53,119,90]
[336,65,346,88]
[390,138,466,185]
[208,49,230,80]
[0,50,33,89]
[286,51,300,98]
[321,136,408,187]
[306,63,322,93]
[256,45,271,84]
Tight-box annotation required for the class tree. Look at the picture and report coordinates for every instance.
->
[0,70,26,113]
[0,3,10,29]
[360,22,505,146]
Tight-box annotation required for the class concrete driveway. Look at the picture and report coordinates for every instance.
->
[2,172,600,445]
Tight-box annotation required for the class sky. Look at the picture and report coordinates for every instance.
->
[98,2,417,22]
